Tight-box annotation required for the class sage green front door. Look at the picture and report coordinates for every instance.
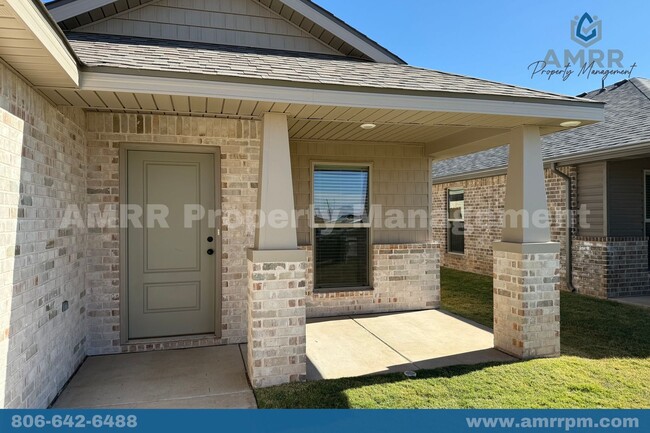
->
[127,150,218,339]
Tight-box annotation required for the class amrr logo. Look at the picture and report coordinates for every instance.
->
[571,13,602,48]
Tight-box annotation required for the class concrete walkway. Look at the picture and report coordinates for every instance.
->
[613,296,650,309]
[307,310,514,380]
[53,345,256,409]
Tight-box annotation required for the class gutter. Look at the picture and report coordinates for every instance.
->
[550,163,577,293]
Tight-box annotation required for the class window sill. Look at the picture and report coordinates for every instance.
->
[446,251,465,257]
[314,286,374,294]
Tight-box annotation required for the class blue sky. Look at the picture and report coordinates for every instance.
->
[43,0,647,96]
[314,0,648,95]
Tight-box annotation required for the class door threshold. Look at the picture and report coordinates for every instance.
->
[126,333,220,346]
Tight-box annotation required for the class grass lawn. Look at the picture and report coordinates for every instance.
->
[255,268,650,408]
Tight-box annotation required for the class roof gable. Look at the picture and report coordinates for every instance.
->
[46,0,404,63]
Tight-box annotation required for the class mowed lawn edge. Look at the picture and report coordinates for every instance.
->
[254,268,650,409]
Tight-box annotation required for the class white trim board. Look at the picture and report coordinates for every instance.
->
[275,0,401,63]
[47,0,117,23]
[77,71,605,123]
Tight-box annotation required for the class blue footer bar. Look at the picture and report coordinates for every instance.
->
[1,410,647,433]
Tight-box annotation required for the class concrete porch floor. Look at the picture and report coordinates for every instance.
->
[307,310,515,380]
[53,310,514,408]
[53,345,257,409]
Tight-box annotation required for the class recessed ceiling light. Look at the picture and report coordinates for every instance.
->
[360,123,377,130]
[560,121,582,127]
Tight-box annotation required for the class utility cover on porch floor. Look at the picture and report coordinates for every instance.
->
[307,310,515,380]
[53,346,256,409]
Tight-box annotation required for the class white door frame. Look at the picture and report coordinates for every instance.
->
[118,143,222,344]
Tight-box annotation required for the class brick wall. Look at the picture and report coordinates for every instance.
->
[432,167,576,290]
[0,63,88,408]
[302,243,440,318]
[573,237,650,298]
[84,113,260,354]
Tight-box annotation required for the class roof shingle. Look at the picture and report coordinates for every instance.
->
[67,32,595,103]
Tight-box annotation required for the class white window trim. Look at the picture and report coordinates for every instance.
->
[447,188,465,254]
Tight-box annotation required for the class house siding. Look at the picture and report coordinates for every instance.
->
[291,141,431,246]
[577,161,607,237]
[75,0,341,56]
[85,113,260,355]
[607,158,650,237]
[0,63,88,408]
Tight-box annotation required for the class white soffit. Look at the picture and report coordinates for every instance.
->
[0,0,78,87]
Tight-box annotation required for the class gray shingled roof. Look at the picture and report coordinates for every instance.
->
[67,32,594,103]
[432,78,650,181]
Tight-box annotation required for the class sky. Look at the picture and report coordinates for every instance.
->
[42,0,648,96]
[313,0,648,96]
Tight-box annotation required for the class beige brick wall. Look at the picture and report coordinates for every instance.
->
[247,259,307,388]
[493,249,560,358]
[0,63,88,408]
[291,141,431,245]
[302,243,440,317]
[432,167,576,290]
[84,113,260,354]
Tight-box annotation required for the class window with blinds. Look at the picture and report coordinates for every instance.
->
[313,165,370,290]
[448,189,465,254]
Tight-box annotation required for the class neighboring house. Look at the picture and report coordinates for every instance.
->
[0,0,603,408]
[432,78,650,300]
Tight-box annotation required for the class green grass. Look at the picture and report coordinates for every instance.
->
[255,267,650,408]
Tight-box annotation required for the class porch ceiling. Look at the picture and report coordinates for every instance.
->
[0,0,78,87]
[38,86,580,156]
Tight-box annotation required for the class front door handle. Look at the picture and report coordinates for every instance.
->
[207,249,215,256]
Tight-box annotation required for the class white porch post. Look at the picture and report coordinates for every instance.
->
[246,113,307,388]
[493,125,561,359]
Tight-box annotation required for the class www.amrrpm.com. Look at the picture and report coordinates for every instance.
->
[466,416,640,431]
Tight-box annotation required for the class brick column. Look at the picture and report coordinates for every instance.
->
[493,126,561,359]
[247,250,307,388]
[493,245,560,358]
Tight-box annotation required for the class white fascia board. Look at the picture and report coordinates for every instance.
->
[276,0,401,64]
[48,0,116,23]
[79,71,605,123]
[6,0,79,86]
